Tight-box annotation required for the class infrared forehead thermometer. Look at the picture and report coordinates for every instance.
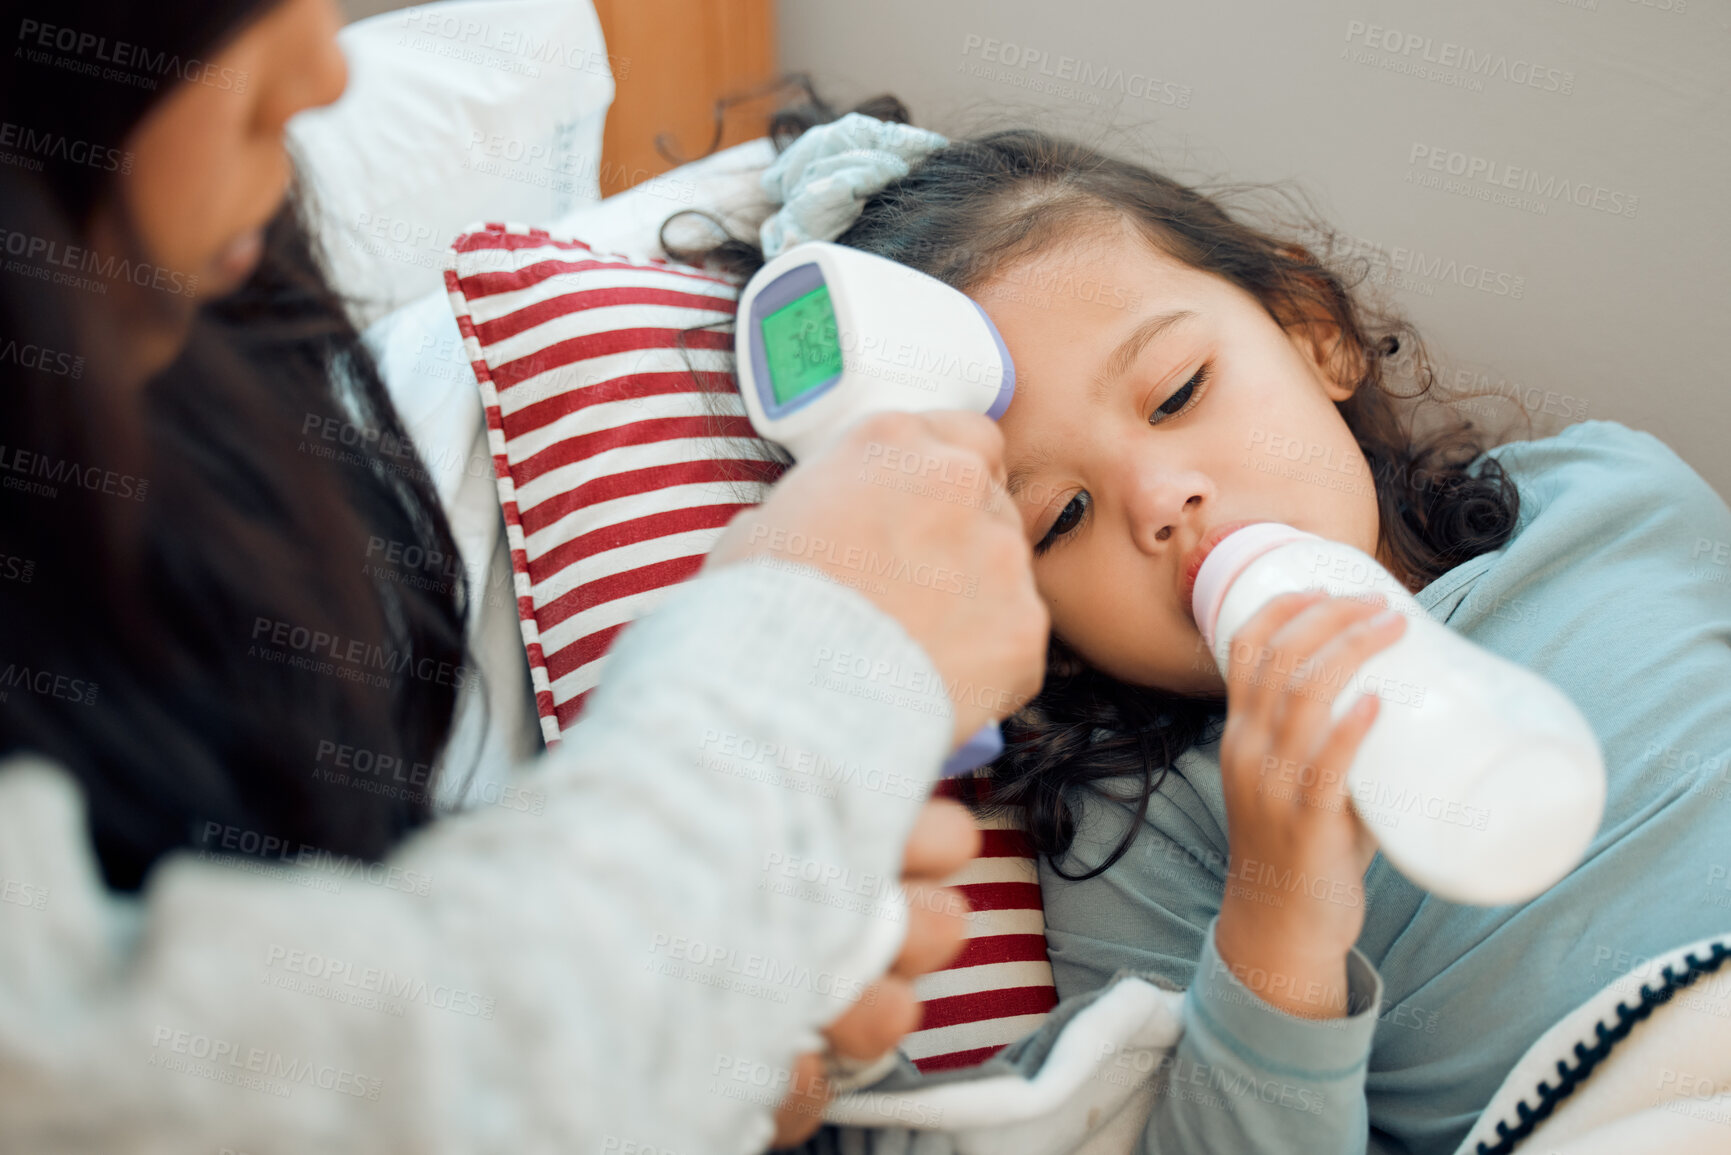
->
[735,240,1017,778]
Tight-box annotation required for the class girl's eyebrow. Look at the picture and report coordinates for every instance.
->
[1089,309,1198,404]
[1007,443,1055,498]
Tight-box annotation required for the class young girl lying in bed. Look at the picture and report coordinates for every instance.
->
[675,94,1731,1155]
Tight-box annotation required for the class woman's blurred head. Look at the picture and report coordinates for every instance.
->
[0,0,472,890]
[7,0,349,373]
[101,0,346,321]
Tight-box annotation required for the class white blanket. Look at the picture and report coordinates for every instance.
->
[799,931,1731,1155]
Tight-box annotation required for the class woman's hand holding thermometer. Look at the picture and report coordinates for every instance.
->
[703,399,1047,1143]
[708,242,1043,1132]
[731,241,1020,774]
[703,407,1048,756]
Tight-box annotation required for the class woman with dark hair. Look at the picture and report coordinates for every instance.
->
[0,2,1050,1149]
[0,0,471,895]
[671,92,1731,1154]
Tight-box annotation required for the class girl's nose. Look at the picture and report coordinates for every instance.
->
[1121,456,1209,557]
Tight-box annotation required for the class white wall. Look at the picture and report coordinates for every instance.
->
[780,0,1731,498]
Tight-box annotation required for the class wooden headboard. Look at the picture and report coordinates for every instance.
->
[589,0,778,197]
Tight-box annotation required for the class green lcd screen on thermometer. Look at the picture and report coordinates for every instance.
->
[760,284,843,404]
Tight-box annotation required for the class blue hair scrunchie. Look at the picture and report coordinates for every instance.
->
[758,112,949,259]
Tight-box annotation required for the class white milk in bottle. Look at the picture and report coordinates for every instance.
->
[1191,522,1605,905]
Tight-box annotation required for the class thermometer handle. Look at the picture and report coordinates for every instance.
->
[939,721,1004,778]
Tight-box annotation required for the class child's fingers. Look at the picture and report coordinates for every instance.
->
[1270,601,1406,764]
[1227,592,1380,748]
[1222,589,1330,731]
[1309,692,1380,809]
[1264,593,1390,682]
[1222,591,1326,690]
[1303,692,1384,871]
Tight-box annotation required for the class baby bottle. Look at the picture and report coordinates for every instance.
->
[1191,522,1605,906]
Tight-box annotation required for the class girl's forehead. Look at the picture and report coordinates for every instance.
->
[973,230,1209,321]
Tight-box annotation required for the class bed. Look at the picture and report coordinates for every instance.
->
[286,5,1731,1151]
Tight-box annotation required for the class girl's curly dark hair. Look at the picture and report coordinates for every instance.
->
[662,77,1525,881]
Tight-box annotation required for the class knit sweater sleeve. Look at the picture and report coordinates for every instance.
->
[0,557,954,1155]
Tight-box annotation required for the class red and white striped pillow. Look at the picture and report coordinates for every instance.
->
[917,775,1060,1071]
[443,223,1055,1070]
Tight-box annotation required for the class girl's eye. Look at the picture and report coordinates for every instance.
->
[1035,491,1090,555]
[1032,361,1213,556]
[1150,361,1212,425]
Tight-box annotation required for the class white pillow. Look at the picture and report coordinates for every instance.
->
[289,0,616,328]
[542,135,778,257]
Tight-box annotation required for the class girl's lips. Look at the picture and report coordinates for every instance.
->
[1180,518,1262,618]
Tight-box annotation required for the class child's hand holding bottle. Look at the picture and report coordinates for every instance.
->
[1212,589,1407,1020]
